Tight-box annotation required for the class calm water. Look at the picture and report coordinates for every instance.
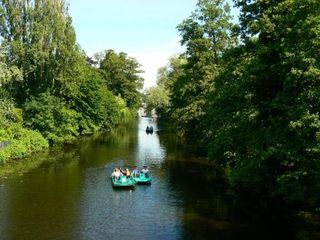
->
[0,118,318,240]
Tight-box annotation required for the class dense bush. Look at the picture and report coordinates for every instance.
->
[75,75,132,134]
[0,125,48,162]
[0,98,48,163]
[24,92,81,144]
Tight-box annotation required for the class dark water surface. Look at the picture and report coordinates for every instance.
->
[0,118,319,240]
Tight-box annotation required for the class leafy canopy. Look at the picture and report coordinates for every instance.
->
[99,49,144,109]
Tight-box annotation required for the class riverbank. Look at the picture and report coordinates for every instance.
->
[0,115,136,179]
[0,151,51,180]
[0,124,49,163]
[0,133,102,180]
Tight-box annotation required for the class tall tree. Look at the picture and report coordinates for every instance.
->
[99,49,144,109]
[73,67,132,134]
[208,0,320,206]
[170,0,236,143]
[157,54,187,91]
[0,0,85,102]
[0,46,22,87]
[154,55,187,119]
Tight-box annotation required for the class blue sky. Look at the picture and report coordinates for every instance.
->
[69,0,238,89]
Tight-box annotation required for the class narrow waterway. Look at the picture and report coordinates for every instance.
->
[0,118,318,240]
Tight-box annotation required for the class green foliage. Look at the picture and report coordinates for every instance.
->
[0,0,85,102]
[144,86,170,116]
[207,0,320,206]
[0,1,140,165]
[0,99,19,126]
[152,55,187,122]
[23,82,133,144]
[0,47,22,86]
[159,0,320,209]
[75,69,133,134]
[24,92,81,144]
[0,98,48,163]
[0,49,23,127]
[0,124,48,162]
[99,49,144,109]
[113,96,133,125]
[157,55,187,91]
[163,0,236,144]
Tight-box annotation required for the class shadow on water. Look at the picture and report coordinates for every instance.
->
[0,117,319,240]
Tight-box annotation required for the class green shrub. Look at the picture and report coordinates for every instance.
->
[0,125,48,163]
[75,76,133,134]
[0,148,10,163]
[24,92,80,144]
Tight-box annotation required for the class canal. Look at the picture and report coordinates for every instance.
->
[0,117,318,240]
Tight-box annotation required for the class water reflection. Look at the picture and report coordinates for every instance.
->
[0,183,9,238]
[0,156,84,240]
[135,117,166,166]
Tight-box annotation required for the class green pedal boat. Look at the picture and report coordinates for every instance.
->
[111,176,135,188]
[132,173,152,184]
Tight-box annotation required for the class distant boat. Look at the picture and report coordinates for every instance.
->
[146,126,153,133]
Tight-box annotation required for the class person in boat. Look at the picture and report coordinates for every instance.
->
[119,167,126,176]
[126,168,131,178]
[111,169,116,178]
[132,166,139,177]
[112,168,121,180]
[141,166,149,177]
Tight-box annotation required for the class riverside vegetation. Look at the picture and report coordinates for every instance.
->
[1,0,319,219]
[145,0,320,213]
[0,0,143,163]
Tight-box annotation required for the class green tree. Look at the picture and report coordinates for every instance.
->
[157,55,187,91]
[152,55,187,119]
[169,0,236,143]
[0,47,23,126]
[144,86,170,117]
[0,0,85,102]
[0,60,48,162]
[99,49,144,109]
[74,67,132,134]
[0,46,22,86]
[208,0,320,206]
[24,92,81,144]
